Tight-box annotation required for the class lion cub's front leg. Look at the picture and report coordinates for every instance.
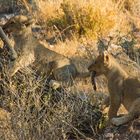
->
[108,93,121,121]
[112,98,140,126]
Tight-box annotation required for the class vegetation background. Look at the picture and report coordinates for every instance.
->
[0,0,140,139]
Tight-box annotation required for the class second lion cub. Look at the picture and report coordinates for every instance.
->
[88,51,140,126]
[3,15,90,86]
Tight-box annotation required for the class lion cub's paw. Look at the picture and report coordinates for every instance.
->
[111,117,123,126]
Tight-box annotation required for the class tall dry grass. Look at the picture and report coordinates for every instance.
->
[0,45,105,140]
[33,0,135,39]
[0,67,105,140]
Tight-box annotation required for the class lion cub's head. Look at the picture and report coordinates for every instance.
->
[88,51,110,76]
[3,15,34,34]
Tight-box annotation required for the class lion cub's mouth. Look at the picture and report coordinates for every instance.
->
[91,71,97,91]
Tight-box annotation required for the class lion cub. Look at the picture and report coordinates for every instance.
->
[3,15,89,86]
[88,51,140,126]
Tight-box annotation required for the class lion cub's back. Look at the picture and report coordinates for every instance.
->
[124,77,140,97]
[53,63,78,81]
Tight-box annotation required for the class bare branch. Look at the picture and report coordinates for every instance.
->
[0,26,17,60]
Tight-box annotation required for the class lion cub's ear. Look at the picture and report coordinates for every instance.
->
[103,51,109,64]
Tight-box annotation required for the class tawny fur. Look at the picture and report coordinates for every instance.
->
[88,51,140,126]
[3,15,90,86]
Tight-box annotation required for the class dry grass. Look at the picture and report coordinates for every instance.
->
[0,46,105,140]
[0,67,104,139]
[16,0,140,45]
[36,0,119,39]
